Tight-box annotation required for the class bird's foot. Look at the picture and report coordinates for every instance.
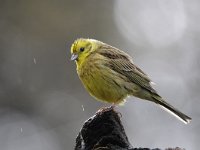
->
[96,105,115,115]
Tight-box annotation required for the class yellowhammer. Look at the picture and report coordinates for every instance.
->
[70,38,191,124]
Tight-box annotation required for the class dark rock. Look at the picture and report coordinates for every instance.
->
[75,107,184,150]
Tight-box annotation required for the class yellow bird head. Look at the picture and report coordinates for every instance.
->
[70,38,94,62]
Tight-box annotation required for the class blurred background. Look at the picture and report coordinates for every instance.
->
[0,0,199,149]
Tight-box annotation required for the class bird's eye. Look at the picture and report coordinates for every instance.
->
[80,47,85,52]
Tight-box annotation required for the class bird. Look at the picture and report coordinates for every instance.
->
[70,38,191,124]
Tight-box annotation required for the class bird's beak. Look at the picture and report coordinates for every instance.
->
[71,53,78,61]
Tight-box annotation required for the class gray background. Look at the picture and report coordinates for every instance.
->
[0,0,199,149]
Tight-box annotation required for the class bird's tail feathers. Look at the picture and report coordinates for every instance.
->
[152,95,191,124]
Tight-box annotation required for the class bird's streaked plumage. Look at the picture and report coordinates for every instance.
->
[70,38,191,124]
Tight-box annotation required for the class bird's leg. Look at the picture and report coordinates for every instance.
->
[110,103,116,109]
[96,103,116,115]
[111,102,122,118]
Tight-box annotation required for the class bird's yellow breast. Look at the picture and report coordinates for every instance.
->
[76,55,127,104]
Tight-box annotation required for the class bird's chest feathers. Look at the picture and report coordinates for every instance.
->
[77,60,126,102]
[77,60,100,86]
[76,55,102,81]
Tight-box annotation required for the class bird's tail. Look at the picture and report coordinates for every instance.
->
[152,95,191,124]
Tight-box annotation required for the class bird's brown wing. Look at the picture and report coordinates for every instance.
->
[98,44,158,94]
